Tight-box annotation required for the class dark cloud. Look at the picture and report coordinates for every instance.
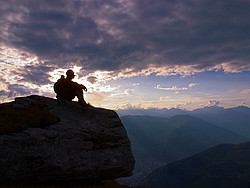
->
[87,76,98,84]
[1,0,250,81]
[7,84,39,98]
[12,65,55,85]
[208,100,220,107]
[0,90,8,97]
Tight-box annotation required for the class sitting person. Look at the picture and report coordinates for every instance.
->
[54,70,88,105]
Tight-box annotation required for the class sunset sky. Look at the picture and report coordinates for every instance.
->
[0,0,250,110]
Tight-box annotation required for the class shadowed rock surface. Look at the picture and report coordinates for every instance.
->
[0,95,135,184]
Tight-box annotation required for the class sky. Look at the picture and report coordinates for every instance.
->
[0,0,250,110]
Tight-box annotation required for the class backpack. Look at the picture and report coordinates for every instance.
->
[54,75,66,94]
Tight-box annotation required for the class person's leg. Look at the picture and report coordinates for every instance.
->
[56,92,68,101]
[76,89,87,105]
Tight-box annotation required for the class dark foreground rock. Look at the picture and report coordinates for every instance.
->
[0,95,135,184]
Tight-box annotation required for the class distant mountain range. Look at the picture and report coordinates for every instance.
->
[190,106,250,138]
[116,105,250,118]
[122,115,247,162]
[116,105,250,138]
[142,141,250,188]
[118,114,248,185]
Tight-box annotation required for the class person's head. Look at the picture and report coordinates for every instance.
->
[66,69,75,80]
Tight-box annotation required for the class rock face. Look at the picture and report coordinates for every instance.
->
[0,95,135,184]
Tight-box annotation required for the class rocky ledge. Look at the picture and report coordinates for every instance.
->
[0,95,135,184]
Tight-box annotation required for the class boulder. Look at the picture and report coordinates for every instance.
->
[0,95,135,184]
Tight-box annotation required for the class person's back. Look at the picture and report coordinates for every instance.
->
[54,70,87,105]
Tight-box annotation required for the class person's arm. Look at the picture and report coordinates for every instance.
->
[73,81,87,92]
[82,84,87,92]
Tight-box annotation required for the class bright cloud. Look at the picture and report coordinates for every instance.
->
[156,85,188,91]
[188,83,198,88]
[241,89,250,95]
[155,83,198,91]
[175,101,192,110]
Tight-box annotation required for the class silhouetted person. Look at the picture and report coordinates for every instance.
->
[54,70,88,106]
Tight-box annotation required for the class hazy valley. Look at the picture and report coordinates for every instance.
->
[116,106,250,187]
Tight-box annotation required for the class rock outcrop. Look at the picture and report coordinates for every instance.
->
[0,95,135,184]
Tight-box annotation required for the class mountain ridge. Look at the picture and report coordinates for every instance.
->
[116,105,250,138]
[142,141,250,188]
[116,105,250,117]
[118,114,248,185]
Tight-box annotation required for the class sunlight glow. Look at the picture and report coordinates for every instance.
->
[39,84,54,93]
[0,46,38,67]
[0,46,249,110]
[0,46,39,86]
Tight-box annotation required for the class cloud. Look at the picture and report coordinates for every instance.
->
[0,90,8,96]
[0,0,249,82]
[124,89,134,96]
[1,0,250,106]
[175,101,192,110]
[118,103,143,110]
[87,76,98,84]
[110,88,134,98]
[209,62,250,73]
[188,83,198,88]
[241,89,250,95]
[156,85,188,91]
[14,64,55,85]
[207,99,220,106]
[132,83,140,86]
[7,84,39,98]
[160,96,171,101]
[156,83,198,93]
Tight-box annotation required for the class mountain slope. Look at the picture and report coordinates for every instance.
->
[116,105,250,138]
[191,106,250,138]
[118,115,247,185]
[142,141,250,188]
[122,115,247,162]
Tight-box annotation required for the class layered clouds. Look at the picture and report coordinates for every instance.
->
[0,0,250,108]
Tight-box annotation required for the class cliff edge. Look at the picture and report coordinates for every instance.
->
[0,95,135,184]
